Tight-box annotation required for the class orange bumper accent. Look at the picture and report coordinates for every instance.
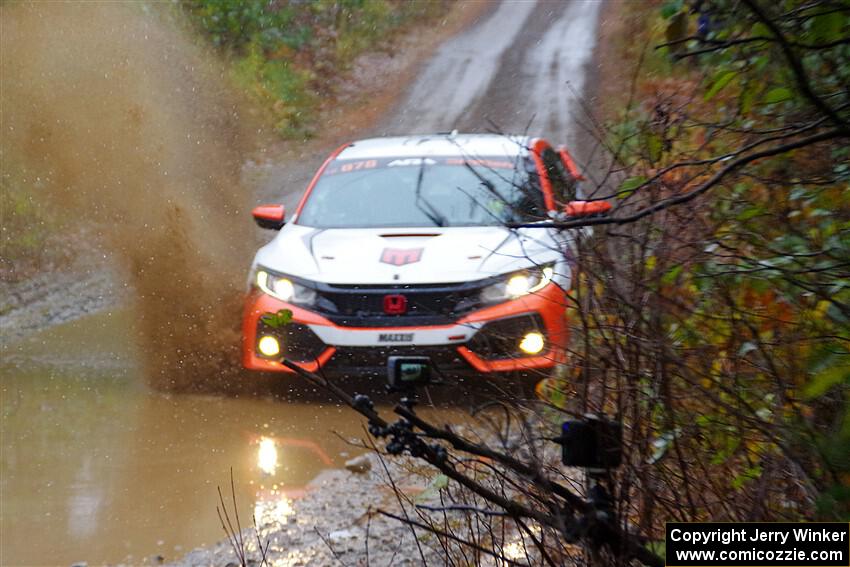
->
[242,291,337,372]
[242,282,569,374]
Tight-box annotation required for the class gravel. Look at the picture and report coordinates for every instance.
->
[166,453,445,567]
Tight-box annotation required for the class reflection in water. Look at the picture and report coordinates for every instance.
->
[67,457,103,541]
[254,494,295,528]
[257,437,279,476]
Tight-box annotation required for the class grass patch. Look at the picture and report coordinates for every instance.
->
[182,0,450,138]
[0,175,52,281]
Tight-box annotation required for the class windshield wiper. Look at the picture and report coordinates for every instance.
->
[414,158,447,227]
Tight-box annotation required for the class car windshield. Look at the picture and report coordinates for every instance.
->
[296,156,543,228]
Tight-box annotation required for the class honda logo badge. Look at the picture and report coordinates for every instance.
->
[383,294,408,315]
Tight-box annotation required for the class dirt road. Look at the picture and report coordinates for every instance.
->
[0,1,604,565]
[257,0,602,209]
[382,0,601,139]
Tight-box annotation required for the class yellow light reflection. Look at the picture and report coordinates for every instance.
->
[254,497,295,528]
[257,436,278,476]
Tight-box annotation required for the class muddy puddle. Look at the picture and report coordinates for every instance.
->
[0,308,378,566]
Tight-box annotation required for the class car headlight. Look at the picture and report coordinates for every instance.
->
[480,264,555,304]
[255,268,317,305]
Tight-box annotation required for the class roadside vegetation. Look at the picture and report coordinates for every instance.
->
[180,0,450,137]
[583,0,850,524]
[0,177,49,281]
[263,1,849,566]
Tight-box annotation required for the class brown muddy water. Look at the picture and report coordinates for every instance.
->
[1,308,372,566]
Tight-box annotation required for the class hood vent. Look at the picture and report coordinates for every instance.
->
[379,233,441,238]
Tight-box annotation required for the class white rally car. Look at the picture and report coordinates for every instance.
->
[242,133,610,378]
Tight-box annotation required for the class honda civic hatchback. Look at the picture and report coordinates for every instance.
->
[242,133,609,379]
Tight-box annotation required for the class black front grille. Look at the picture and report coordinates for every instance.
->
[325,345,471,377]
[257,322,326,363]
[313,281,489,327]
[466,313,545,360]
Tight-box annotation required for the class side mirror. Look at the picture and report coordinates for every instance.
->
[252,204,286,230]
[557,146,586,181]
[564,200,612,217]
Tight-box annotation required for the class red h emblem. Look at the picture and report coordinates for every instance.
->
[380,247,423,266]
[383,294,408,315]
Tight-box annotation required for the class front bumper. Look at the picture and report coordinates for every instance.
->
[242,282,569,376]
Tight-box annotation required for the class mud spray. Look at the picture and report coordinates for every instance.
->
[1,3,267,391]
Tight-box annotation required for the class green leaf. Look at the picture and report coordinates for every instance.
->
[739,83,756,115]
[646,133,664,163]
[415,474,450,503]
[260,308,293,329]
[660,0,683,19]
[661,265,683,285]
[803,362,850,399]
[752,55,770,71]
[619,176,647,197]
[751,22,772,39]
[535,377,570,409]
[732,465,763,489]
[711,436,740,465]
[647,540,667,559]
[737,206,764,221]
[810,12,844,42]
[704,70,737,101]
[432,474,449,489]
[763,87,792,104]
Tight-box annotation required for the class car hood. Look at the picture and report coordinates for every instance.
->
[253,224,564,285]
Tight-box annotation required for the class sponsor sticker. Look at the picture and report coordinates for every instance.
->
[378,333,414,343]
[323,156,515,176]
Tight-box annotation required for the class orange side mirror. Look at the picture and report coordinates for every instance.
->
[564,200,612,217]
[252,204,286,230]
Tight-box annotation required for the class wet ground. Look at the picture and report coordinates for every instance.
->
[1,1,604,564]
[2,309,369,565]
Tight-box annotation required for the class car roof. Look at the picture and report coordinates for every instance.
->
[337,133,532,161]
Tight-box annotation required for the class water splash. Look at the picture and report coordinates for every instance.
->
[1,2,265,390]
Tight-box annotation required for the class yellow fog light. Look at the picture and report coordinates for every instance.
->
[258,335,281,357]
[519,332,545,355]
